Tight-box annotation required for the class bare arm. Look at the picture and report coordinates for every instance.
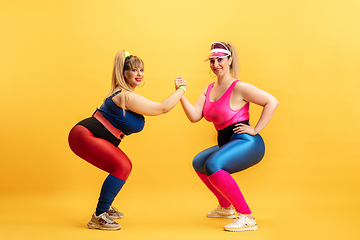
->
[113,87,185,116]
[179,86,207,123]
[234,82,279,135]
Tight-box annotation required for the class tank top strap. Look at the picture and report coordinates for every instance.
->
[217,80,241,102]
[228,80,240,94]
[109,90,122,99]
[205,80,240,103]
[205,82,215,101]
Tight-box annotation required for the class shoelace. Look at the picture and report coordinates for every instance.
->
[233,215,251,226]
[218,206,234,213]
[212,206,224,214]
[99,213,116,224]
[109,206,118,212]
[109,206,118,213]
[220,206,233,210]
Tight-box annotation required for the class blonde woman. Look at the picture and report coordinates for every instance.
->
[176,42,278,232]
[68,50,186,230]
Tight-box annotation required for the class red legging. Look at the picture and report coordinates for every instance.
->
[68,125,131,181]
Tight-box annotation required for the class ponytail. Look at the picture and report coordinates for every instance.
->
[106,50,144,112]
[222,42,239,79]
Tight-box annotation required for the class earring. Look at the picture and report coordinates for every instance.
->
[209,69,216,78]
[139,78,146,88]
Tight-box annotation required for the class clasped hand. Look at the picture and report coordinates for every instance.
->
[175,76,187,90]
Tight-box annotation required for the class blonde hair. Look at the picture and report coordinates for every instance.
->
[106,50,144,111]
[221,42,239,79]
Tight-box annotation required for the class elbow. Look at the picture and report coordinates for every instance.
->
[275,98,279,107]
[162,108,171,114]
[150,107,170,116]
[270,96,279,107]
[158,103,172,115]
[263,98,279,110]
[159,101,175,114]
[274,98,279,107]
[189,116,202,123]
[161,104,174,114]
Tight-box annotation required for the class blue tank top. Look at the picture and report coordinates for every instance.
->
[97,91,145,135]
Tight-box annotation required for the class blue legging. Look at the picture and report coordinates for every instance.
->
[193,133,265,176]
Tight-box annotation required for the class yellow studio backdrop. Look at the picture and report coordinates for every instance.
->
[0,0,359,239]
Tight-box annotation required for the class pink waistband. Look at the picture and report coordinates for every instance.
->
[93,110,125,139]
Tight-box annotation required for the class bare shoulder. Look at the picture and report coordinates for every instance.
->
[234,80,278,106]
[125,91,149,106]
[202,83,213,96]
[126,90,139,98]
[111,91,124,106]
[234,81,255,88]
[113,90,142,109]
[126,90,149,101]
[234,81,258,93]
[202,84,210,94]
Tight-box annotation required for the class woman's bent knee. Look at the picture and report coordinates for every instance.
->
[192,157,205,172]
[204,160,221,176]
[112,161,132,180]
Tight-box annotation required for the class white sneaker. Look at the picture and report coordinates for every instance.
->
[87,212,121,230]
[108,206,124,219]
[206,205,236,219]
[224,214,258,232]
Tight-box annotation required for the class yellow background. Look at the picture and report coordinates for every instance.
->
[1,0,359,239]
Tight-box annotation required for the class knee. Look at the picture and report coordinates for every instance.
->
[122,161,133,179]
[192,156,205,173]
[204,159,221,176]
[123,161,133,175]
[113,160,132,181]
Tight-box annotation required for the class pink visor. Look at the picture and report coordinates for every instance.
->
[204,42,231,62]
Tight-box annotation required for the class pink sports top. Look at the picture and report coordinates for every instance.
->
[203,80,250,131]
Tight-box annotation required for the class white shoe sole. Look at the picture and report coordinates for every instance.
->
[87,222,121,230]
[224,225,258,232]
[109,215,124,219]
[207,215,237,219]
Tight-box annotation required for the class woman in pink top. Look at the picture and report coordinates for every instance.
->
[176,42,278,232]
